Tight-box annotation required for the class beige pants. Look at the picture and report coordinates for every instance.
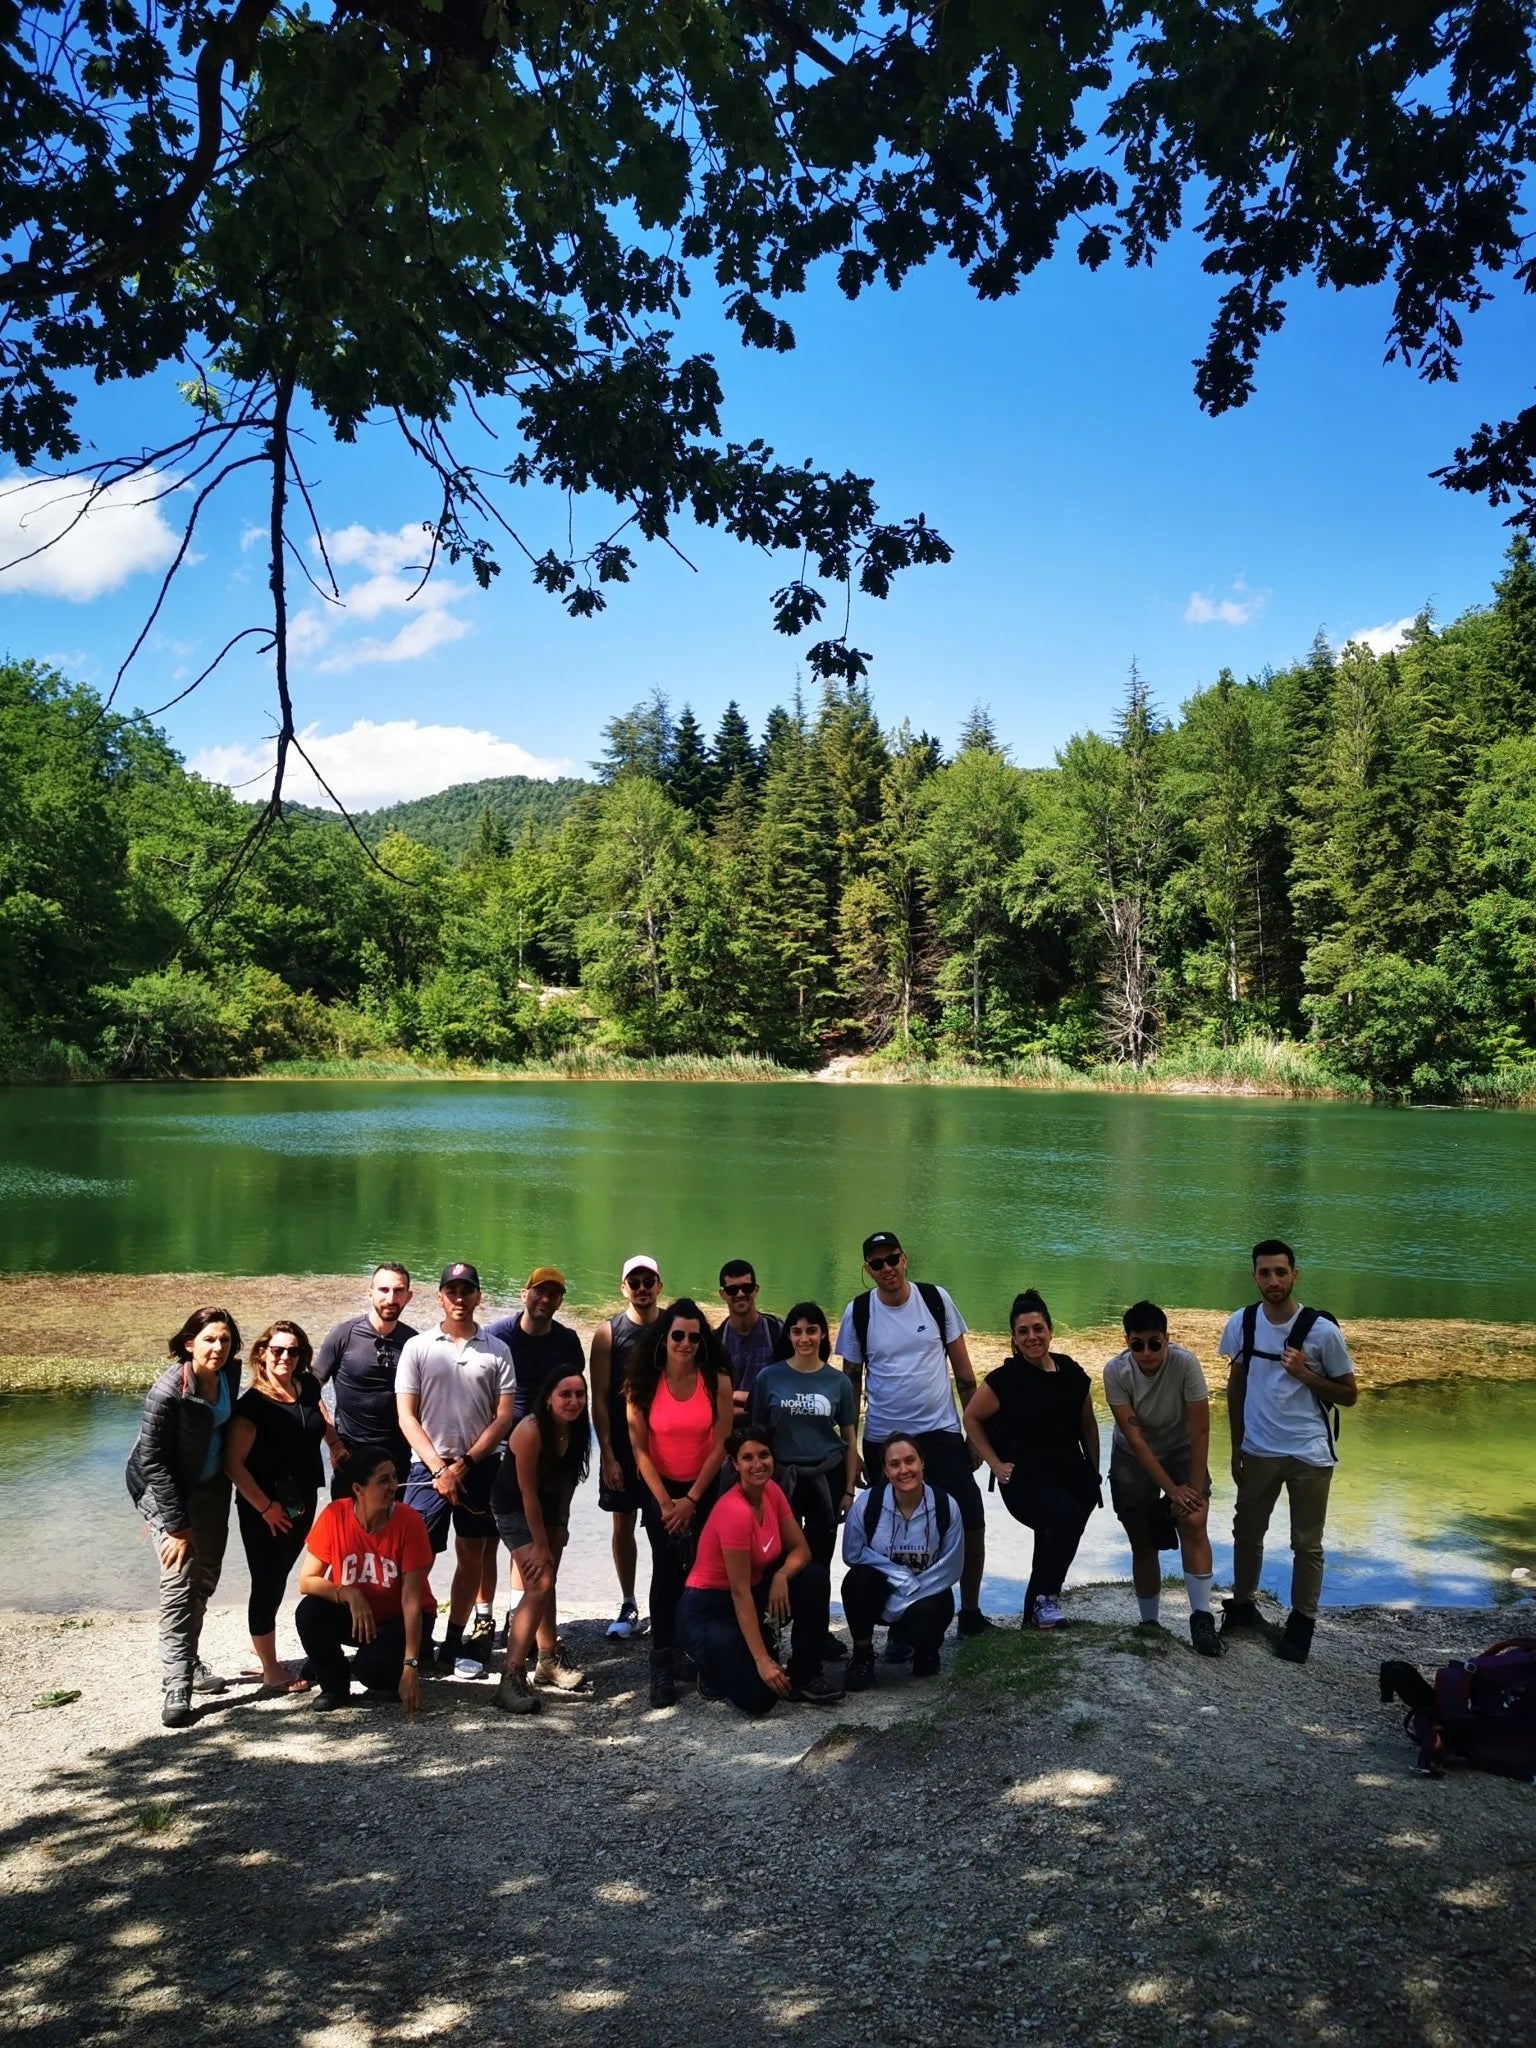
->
[1231,1454,1333,1620]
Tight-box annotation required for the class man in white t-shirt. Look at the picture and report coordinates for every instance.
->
[1219,1237,1357,1664]
[1103,1300,1220,1658]
[835,1230,992,1637]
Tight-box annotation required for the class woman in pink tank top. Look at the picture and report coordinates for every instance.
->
[626,1297,732,1707]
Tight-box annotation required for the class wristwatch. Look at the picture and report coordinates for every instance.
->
[403,1656,420,1670]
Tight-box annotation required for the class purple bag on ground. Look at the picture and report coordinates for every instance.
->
[1381,1638,1536,1780]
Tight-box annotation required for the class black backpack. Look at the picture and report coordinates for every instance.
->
[850,1281,951,1359]
[1237,1302,1345,1461]
[861,1476,952,1545]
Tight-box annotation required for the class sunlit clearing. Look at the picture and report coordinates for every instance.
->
[1006,1768,1117,1808]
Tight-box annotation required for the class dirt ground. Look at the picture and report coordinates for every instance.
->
[5,1271,1536,1394]
[2,1589,1531,2048]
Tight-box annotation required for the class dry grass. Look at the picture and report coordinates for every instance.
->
[2,1273,1533,1395]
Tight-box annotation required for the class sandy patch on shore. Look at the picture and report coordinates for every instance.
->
[3,1271,1534,1394]
[2,1591,1531,2047]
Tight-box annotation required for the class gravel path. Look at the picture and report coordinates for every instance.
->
[3,1592,1531,2047]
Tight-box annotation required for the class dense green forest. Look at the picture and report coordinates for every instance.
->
[6,542,1536,1098]
[285,775,588,859]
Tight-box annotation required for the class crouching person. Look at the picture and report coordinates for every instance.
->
[676,1429,845,1713]
[296,1451,433,1712]
[841,1434,963,1692]
[1104,1302,1220,1657]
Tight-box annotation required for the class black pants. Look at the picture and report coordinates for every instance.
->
[294,1595,407,1697]
[841,1563,954,1654]
[640,1478,703,1654]
[676,1561,830,1715]
[236,1493,316,1637]
[784,1469,841,1569]
[1002,1467,1097,1618]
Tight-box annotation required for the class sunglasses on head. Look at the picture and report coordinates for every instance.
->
[866,1253,902,1272]
[1128,1335,1166,1354]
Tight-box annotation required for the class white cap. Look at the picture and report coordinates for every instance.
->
[621,1254,660,1282]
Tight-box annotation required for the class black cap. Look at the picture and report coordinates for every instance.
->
[861,1231,903,1261]
[439,1261,481,1290]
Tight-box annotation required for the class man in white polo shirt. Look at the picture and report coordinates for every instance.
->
[835,1230,992,1638]
[1220,1237,1358,1664]
[397,1261,517,1672]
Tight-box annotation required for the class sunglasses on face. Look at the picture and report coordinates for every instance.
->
[266,1344,300,1359]
[722,1282,756,1297]
[866,1254,902,1272]
[626,1274,658,1289]
[1128,1336,1166,1354]
[668,1329,701,1345]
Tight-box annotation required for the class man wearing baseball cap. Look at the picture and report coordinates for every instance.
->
[835,1231,993,1641]
[589,1254,662,1639]
[486,1267,587,1423]
[396,1262,517,1672]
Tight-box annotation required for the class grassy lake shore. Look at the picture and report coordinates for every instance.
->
[5,1271,1535,1396]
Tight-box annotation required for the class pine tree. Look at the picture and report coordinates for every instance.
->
[815,679,889,894]
[461,805,511,869]
[594,690,674,783]
[666,705,716,819]
[1487,536,1536,733]
[958,703,1001,754]
[760,703,795,777]
[916,746,1029,1053]
[711,701,761,791]
[749,710,837,1058]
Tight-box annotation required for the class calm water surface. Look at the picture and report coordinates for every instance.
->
[3,1080,1536,1322]
[3,1384,1531,1615]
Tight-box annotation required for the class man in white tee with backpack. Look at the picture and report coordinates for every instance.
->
[835,1229,993,1638]
[1220,1236,1358,1664]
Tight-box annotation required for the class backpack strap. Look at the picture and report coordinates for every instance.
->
[915,1281,951,1345]
[852,1290,872,1359]
[853,1284,950,1358]
[1239,1302,1343,1459]
[863,1477,951,1544]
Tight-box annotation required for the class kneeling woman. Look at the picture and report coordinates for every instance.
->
[964,1289,1101,1629]
[676,1429,844,1713]
[295,1452,433,1712]
[841,1434,964,1691]
[492,1368,592,1714]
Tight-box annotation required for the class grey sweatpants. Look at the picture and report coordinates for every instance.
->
[152,1476,232,1690]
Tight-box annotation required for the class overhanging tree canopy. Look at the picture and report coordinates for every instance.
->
[3,0,1533,813]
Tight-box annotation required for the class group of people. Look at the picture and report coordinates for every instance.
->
[126,1231,1356,1727]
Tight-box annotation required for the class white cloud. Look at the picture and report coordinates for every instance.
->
[288,520,473,672]
[0,469,180,601]
[1347,616,1415,657]
[192,719,577,813]
[1184,578,1268,628]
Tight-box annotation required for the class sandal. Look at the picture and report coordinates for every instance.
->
[255,1662,313,1696]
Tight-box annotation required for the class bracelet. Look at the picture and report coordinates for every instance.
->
[684,1495,699,1508]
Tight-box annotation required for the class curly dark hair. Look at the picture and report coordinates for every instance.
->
[529,1364,592,1492]
[624,1297,724,1416]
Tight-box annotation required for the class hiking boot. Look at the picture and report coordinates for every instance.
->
[1190,1611,1223,1659]
[462,1612,494,1663]
[496,1668,539,1715]
[696,1671,723,1703]
[956,1608,996,1638]
[1275,1611,1316,1664]
[433,1637,463,1675]
[161,1683,193,1728]
[911,1647,942,1679]
[534,1644,593,1695]
[883,1627,914,1665]
[790,1670,847,1705]
[191,1659,227,1695]
[675,1649,699,1685]
[312,1687,351,1712]
[821,1634,849,1662]
[845,1646,877,1692]
[648,1653,677,1708]
[606,1598,641,1641]
[1221,1597,1263,1635]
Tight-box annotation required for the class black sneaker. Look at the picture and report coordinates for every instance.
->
[648,1657,677,1708]
[1220,1598,1263,1634]
[312,1688,351,1712]
[911,1647,942,1678]
[696,1672,723,1703]
[821,1635,849,1662]
[956,1608,996,1638]
[845,1646,877,1692]
[1275,1611,1316,1664]
[161,1683,193,1728]
[1190,1611,1223,1659]
[675,1650,699,1685]
[790,1670,847,1705]
[883,1628,914,1666]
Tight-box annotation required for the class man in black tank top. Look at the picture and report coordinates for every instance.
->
[590,1255,662,1639]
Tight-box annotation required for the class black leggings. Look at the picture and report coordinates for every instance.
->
[236,1493,316,1637]
[640,1478,703,1653]
[1002,1467,1097,1619]
[294,1596,408,1696]
[840,1563,954,1654]
[676,1561,831,1715]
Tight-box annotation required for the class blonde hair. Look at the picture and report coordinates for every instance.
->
[248,1319,313,1394]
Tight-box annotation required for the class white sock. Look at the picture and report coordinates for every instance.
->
[474,1601,493,1622]
[1185,1573,1213,1616]
[1137,1593,1160,1624]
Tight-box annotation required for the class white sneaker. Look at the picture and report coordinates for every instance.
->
[605,1599,640,1641]
[453,1655,487,1680]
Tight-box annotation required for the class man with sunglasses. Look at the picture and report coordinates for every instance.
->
[835,1231,993,1638]
[590,1254,662,1640]
[396,1262,517,1673]
[314,1262,418,1499]
[716,1260,784,1419]
[1103,1301,1220,1657]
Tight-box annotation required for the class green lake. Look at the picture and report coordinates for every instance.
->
[2,1081,1533,1614]
[4,1079,1536,1322]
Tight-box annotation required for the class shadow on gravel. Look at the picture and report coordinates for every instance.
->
[3,1613,1534,2048]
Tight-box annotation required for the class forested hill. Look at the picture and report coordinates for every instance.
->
[285,774,589,857]
[6,539,1536,1097]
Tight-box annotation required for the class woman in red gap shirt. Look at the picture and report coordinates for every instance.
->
[676,1428,844,1715]
[295,1451,435,1713]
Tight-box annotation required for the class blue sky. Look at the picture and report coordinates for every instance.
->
[1,223,1529,809]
